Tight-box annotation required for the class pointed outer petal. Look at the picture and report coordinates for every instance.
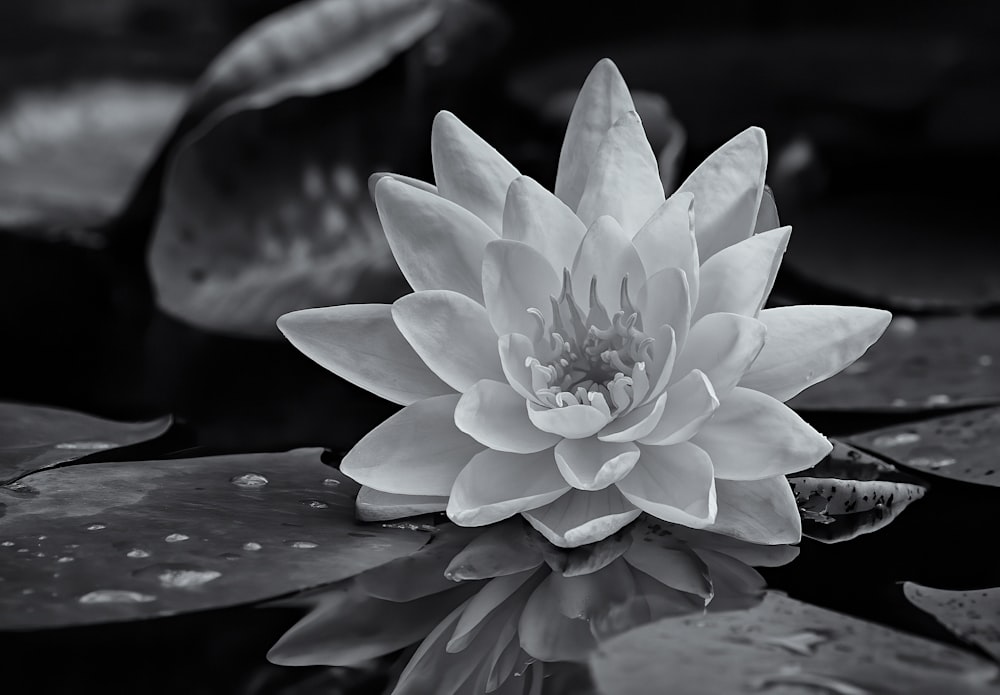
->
[278,305,452,406]
[696,548,767,613]
[455,380,560,454]
[703,476,802,545]
[550,560,637,620]
[570,215,646,310]
[739,305,893,402]
[555,58,636,211]
[753,185,780,234]
[392,290,503,392]
[482,239,562,337]
[268,583,474,667]
[498,333,541,404]
[642,324,678,405]
[375,177,497,301]
[518,573,598,662]
[693,226,792,322]
[368,171,437,200]
[672,312,766,398]
[637,267,691,352]
[678,126,768,261]
[639,370,719,446]
[616,442,718,529]
[623,534,713,599]
[554,438,641,491]
[358,524,482,602]
[692,387,833,481]
[444,520,543,581]
[576,112,665,236]
[502,176,587,272]
[526,401,612,440]
[390,598,479,695]
[633,192,700,309]
[356,486,447,522]
[431,110,520,233]
[447,449,569,527]
[663,525,800,568]
[522,486,642,549]
[448,569,537,653]
[341,394,482,495]
[598,393,668,443]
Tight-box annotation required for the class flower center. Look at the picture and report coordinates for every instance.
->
[526,270,653,417]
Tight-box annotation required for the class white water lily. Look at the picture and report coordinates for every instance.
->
[279,59,891,548]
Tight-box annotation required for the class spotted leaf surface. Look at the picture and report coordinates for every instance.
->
[590,592,999,695]
[904,583,1000,664]
[0,449,430,630]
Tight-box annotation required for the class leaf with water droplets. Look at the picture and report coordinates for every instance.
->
[0,402,171,485]
[848,406,1000,487]
[904,583,1000,664]
[589,592,999,695]
[788,440,927,543]
[0,448,429,630]
[788,316,1000,413]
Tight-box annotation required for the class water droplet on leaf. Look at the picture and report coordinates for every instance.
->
[56,556,74,563]
[79,590,156,604]
[164,533,189,543]
[126,549,151,559]
[242,542,262,551]
[321,478,341,487]
[286,540,318,549]
[86,523,107,531]
[55,441,116,450]
[229,473,269,488]
[302,499,329,509]
[871,432,920,448]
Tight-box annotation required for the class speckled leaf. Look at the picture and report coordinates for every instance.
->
[0,449,430,630]
[904,583,1000,664]
[0,402,171,486]
[590,592,999,695]
[788,316,1000,413]
[849,406,1000,487]
[789,440,927,543]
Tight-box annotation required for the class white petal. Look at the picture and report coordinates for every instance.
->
[640,370,719,446]
[482,239,562,337]
[554,438,640,491]
[693,226,791,321]
[753,185,780,233]
[638,266,691,352]
[375,177,496,301]
[341,394,481,495]
[664,525,800,568]
[431,110,520,233]
[576,111,665,235]
[673,312,766,397]
[356,486,447,522]
[278,304,452,406]
[519,573,597,661]
[616,442,717,528]
[678,126,767,261]
[502,176,587,272]
[739,305,893,401]
[643,324,678,405]
[632,192,699,309]
[447,449,569,526]
[368,171,437,200]
[392,290,503,392]
[599,392,668,443]
[527,401,611,439]
[497,333,540,403]
[692,387,832,480]
[703,476,802,545]
[571,215,646,310]
[455,380,560,454]
[555,58,636,211]
[523,486,641,548]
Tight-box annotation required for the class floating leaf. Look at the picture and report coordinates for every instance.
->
[789,316,1000,413]
[904,583,1000,664]
[0,402,171,485]
[789,440,927,543]
[0,448,430,630]
[849,406,1000,487]
[589,592,999,695]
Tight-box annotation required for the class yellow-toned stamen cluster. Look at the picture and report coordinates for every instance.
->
[526,271,653,416]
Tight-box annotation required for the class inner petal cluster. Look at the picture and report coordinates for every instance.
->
[526,270,653,418]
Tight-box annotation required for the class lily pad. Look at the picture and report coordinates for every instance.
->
[0,448,430,630]
[0,402,171,485]
[589,592,999,695]
[788,316,1000,413]
[904,583,1000,663]
[849,406,1000,487]
[789,440,927,543]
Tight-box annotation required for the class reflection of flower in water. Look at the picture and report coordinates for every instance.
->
[269,519,796,694]
[279,58,891,548]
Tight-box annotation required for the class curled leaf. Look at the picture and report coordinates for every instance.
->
[904,583,1000,664]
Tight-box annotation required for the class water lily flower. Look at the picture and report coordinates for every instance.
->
[279,58,891,548]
